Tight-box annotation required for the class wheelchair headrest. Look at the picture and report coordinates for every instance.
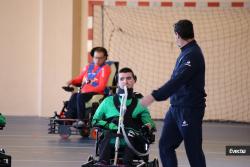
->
[105,61,119,87]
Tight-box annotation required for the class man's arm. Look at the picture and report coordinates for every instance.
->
[92,99,107,127]
[140,54,198,107]
[140,95,155,107]
[152,54,198,102]
[92,98,118,130]
[140,107,156,130]
[69,65,88,86]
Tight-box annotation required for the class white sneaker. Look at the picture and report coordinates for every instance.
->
[73,120,84,128]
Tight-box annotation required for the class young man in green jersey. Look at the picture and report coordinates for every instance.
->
[92,67,155,166]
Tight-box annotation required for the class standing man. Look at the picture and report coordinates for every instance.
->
[140,20,207,167]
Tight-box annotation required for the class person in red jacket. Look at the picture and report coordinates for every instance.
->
[65,47,111,127]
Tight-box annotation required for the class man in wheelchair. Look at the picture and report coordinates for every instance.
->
[91,67,156,166]
[48,47,119,138]
[65,47,111,127]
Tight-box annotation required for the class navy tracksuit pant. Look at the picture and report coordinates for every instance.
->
[159,106,206,167]
[65,92,96,120]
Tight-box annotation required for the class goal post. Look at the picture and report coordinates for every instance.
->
[88,0,250,123]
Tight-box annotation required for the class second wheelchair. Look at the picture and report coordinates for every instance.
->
[48,61,119,139]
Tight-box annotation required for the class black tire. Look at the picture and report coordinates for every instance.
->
[147,158,159,167]
[87,155,94,162]
[80,127,90,137]
[142,154,149,163]
[152,158,159,167]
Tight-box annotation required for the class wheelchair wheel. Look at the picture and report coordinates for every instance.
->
[142,154,149,163]
[87,155,94,162]
[58,125,71,139]
[147,158,159,167]
[81,155,96,167]
[80,126,90,137]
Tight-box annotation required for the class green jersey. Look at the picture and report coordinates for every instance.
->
[92,95,155,145]
[92,95,155,130]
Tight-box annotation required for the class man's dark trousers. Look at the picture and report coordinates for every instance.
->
[159,106,206,167]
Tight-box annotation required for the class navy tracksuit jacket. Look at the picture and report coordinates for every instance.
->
[152,40,207,167]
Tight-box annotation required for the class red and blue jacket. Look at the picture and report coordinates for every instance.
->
[70,62,111,94]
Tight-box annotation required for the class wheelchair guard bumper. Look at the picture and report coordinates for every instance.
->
[81,157,159,167]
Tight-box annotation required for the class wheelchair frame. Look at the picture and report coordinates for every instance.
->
[48,61,119,139]
[81,86,159,167]
[48,100,100,139]
[81,128,159,167]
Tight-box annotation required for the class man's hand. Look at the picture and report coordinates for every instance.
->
[144,123,152,130]
[83,78,90,84]
[140,94,155,107]
[105,122,118,131]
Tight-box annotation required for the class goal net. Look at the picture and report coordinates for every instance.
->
[92,5,250,123]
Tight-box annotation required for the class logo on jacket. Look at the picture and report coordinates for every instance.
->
[182,120,189,127]
[185,61,191,67]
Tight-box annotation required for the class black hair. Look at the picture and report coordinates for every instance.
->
[174,19,194,40]
[90,47,108,58]
[119,67,137,82]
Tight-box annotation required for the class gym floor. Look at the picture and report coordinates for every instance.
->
[0,116,249,167]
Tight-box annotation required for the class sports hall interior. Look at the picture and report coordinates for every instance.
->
[0,0,249,167]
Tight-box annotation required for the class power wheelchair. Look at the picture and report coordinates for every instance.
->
[48,61,119,139]
[0,113,11,167]
[81,126,159,167]
[81,87,159,167]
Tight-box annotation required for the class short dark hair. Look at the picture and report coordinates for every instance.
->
[119,67,137,81]
[90,47,108,58]
[174,19,194,40]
